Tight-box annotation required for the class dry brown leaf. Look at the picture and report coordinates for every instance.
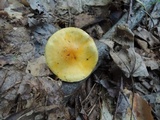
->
[19,0,30,6]
[74,13,95,28]
[102,25,148,78]
[126,93,154,120]
[86,25,104,39]
[47,106,70,120]
[110,48,149,78]
[135,38,151,53]
[114,24,134,47]
[134,27,159,47]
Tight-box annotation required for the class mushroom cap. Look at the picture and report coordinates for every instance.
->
[45,27,98,82]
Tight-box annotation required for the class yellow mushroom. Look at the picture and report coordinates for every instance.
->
[45,27,98,82]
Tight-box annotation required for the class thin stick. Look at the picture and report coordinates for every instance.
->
[82,83,96,104]
[127,0,133,23]
[130,76,136,120]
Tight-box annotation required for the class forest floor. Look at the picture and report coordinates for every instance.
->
[0,0,160,120]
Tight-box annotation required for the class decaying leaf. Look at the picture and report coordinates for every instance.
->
[100,100,113,120]
[85,0,111,6]
[116,91,130,113]
[147,2,160,29]
[134,27,160,47]
[56,0,84,13]
[135,38,150,53]
[114,24,134,47]
[74,13,95,28]
[27,0,55,27]
[102,25,149,78]
[0,0,8,10]
[110,48,149,78]
[4,0,24,19]
[86,25,104,39]
[0,57,8,67]
[32,24,57,56]
[19,42,34,54]
[19,0,30,6]
[5,27,30,43]
[27,0,55,13]
[144,59,159,70]
[1,70,22,93]
[125,93,154,120]
[134,82,149,94]
[26,56,51,76]
[143,92,160,104]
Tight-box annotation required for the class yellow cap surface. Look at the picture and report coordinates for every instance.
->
[45,27,98,82]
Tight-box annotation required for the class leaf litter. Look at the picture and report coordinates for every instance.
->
[0,0,160,120]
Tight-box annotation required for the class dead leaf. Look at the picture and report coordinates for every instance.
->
[110,48,149,78]
[100,39,114,49]
[144,59,159,70]
[0,57,8,67]
[134,27,160,47]
[154,104,160,119]
[67,0,84,13]
[57,0,84,13]
[0,0,8,10]
[86,25,104,39]
[20,42,34,53]
[26,56,51,76]
[85,0,111,6]
[31,24,57,56]
[27,0,55,13]
[47,106,70,120]
[144,92,160,104]
[116,91,130,113]
[148,2,160,28]
[113,24,134,48]
[126,93,154,120]
[1,70,22,93]
[74,13,95,28]
[102,24,148,78]
[5,27,30,43]
[135,38,151,53]
[4,1,24,19]
[100,100,113,120]
[134,82,149,94]
[19,0,30,6]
